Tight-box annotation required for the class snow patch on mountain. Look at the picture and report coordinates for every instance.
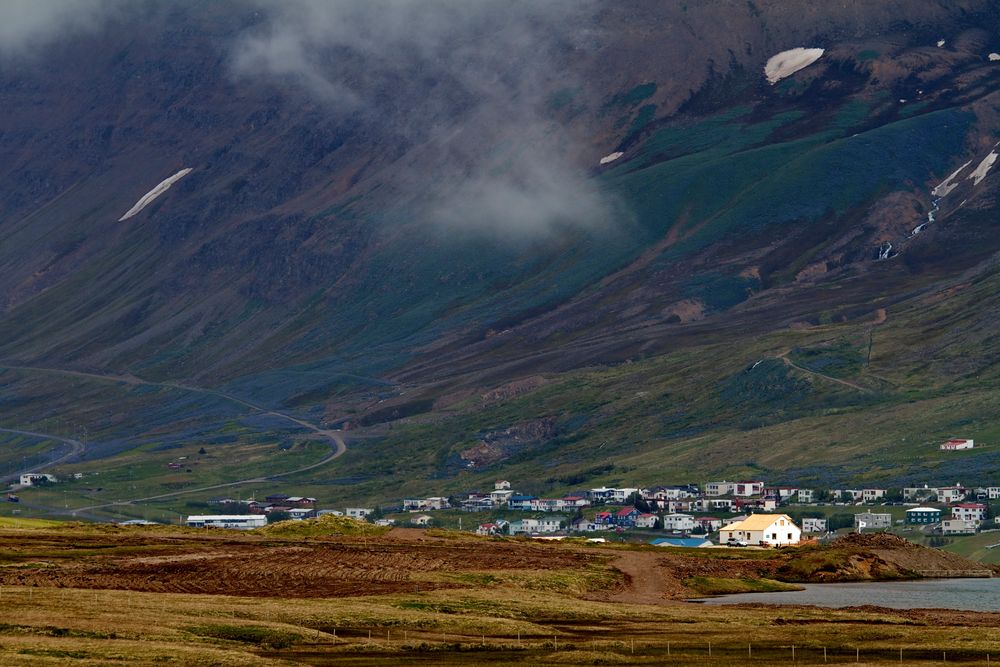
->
[764,47,825,84]
[119,168,193,221]
[989,53,1000,61]
[931,160,972,197]
[599,152,623,165]
[968,152,998,186]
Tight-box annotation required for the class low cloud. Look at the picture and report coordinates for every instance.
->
[0,0,119,57]
[232,0,624,239]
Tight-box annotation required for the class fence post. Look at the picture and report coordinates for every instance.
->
[709,641,712,657]
[749,643,752,658]
[856,647,860,662]
[792,644,795,661]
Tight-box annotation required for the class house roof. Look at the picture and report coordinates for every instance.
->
[616,507,639,516]
[953,503,986,509]
[639,513,656,518]
[722,514,795,532]
[650,537,712,548]
[906,507,940,512]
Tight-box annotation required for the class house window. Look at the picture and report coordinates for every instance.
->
[787,533,792,540]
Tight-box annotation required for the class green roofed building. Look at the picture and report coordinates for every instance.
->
[905,507,942,524]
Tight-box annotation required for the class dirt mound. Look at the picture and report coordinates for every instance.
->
[833,532,912,549]
[256,514,389,538]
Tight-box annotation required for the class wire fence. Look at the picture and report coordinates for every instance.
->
[310,629,998,664]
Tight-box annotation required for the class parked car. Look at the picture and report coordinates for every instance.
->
[726,538,748,547]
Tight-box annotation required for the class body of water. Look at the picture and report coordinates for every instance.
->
[698,578,1000,611]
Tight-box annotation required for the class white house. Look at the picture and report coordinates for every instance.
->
[988,487,1000,500]
[186,515,267,530]
[854,512,892,531]
[937,486,967,504]
[834,489,864,502]
[801,517,827,533]
[705,481,735,497]
[695,498,735,512]
[345,507,374,519]
[662,513,696,532]
[796,489,815,503]
[720,514,801,546]
[403,497,450,512]
[634,513,659,529]
[734,481,765,497]
[695,516,723,532]
[764,487,798,501]
[862,489,886,503]
[410,514,433,526]
[941,439,974,451]
[490,489,514,505]
[477,521,508,536]
[668,499,695,513]
[494,480,512,490]
[904,485,935,500]
[510,517,564,534]
[942,519,977,535]
[19,473,57,486]
[570,517,609,532]
[952,503,987,524]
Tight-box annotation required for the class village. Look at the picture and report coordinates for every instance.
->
[11,439,992,545]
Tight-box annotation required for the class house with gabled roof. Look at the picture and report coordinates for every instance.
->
[615,506,642,527]
[720,514,801,546]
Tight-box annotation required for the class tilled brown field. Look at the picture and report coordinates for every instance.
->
[0,528,608,597]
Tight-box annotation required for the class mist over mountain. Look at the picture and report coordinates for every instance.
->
[1,1,999,510]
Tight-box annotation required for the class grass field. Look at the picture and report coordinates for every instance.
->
[0,523,996,665]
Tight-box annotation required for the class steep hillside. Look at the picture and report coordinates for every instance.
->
[0,1,998,515]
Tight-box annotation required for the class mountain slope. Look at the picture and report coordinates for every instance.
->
[0,1,998,515]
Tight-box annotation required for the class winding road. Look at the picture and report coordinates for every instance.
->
[0,427,85,483]
[0,363,349,513]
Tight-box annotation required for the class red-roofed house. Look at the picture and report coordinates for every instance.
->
[941,439,974,451]
[477,522,500,536]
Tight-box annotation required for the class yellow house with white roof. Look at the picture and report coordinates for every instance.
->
[720,513,801,546]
